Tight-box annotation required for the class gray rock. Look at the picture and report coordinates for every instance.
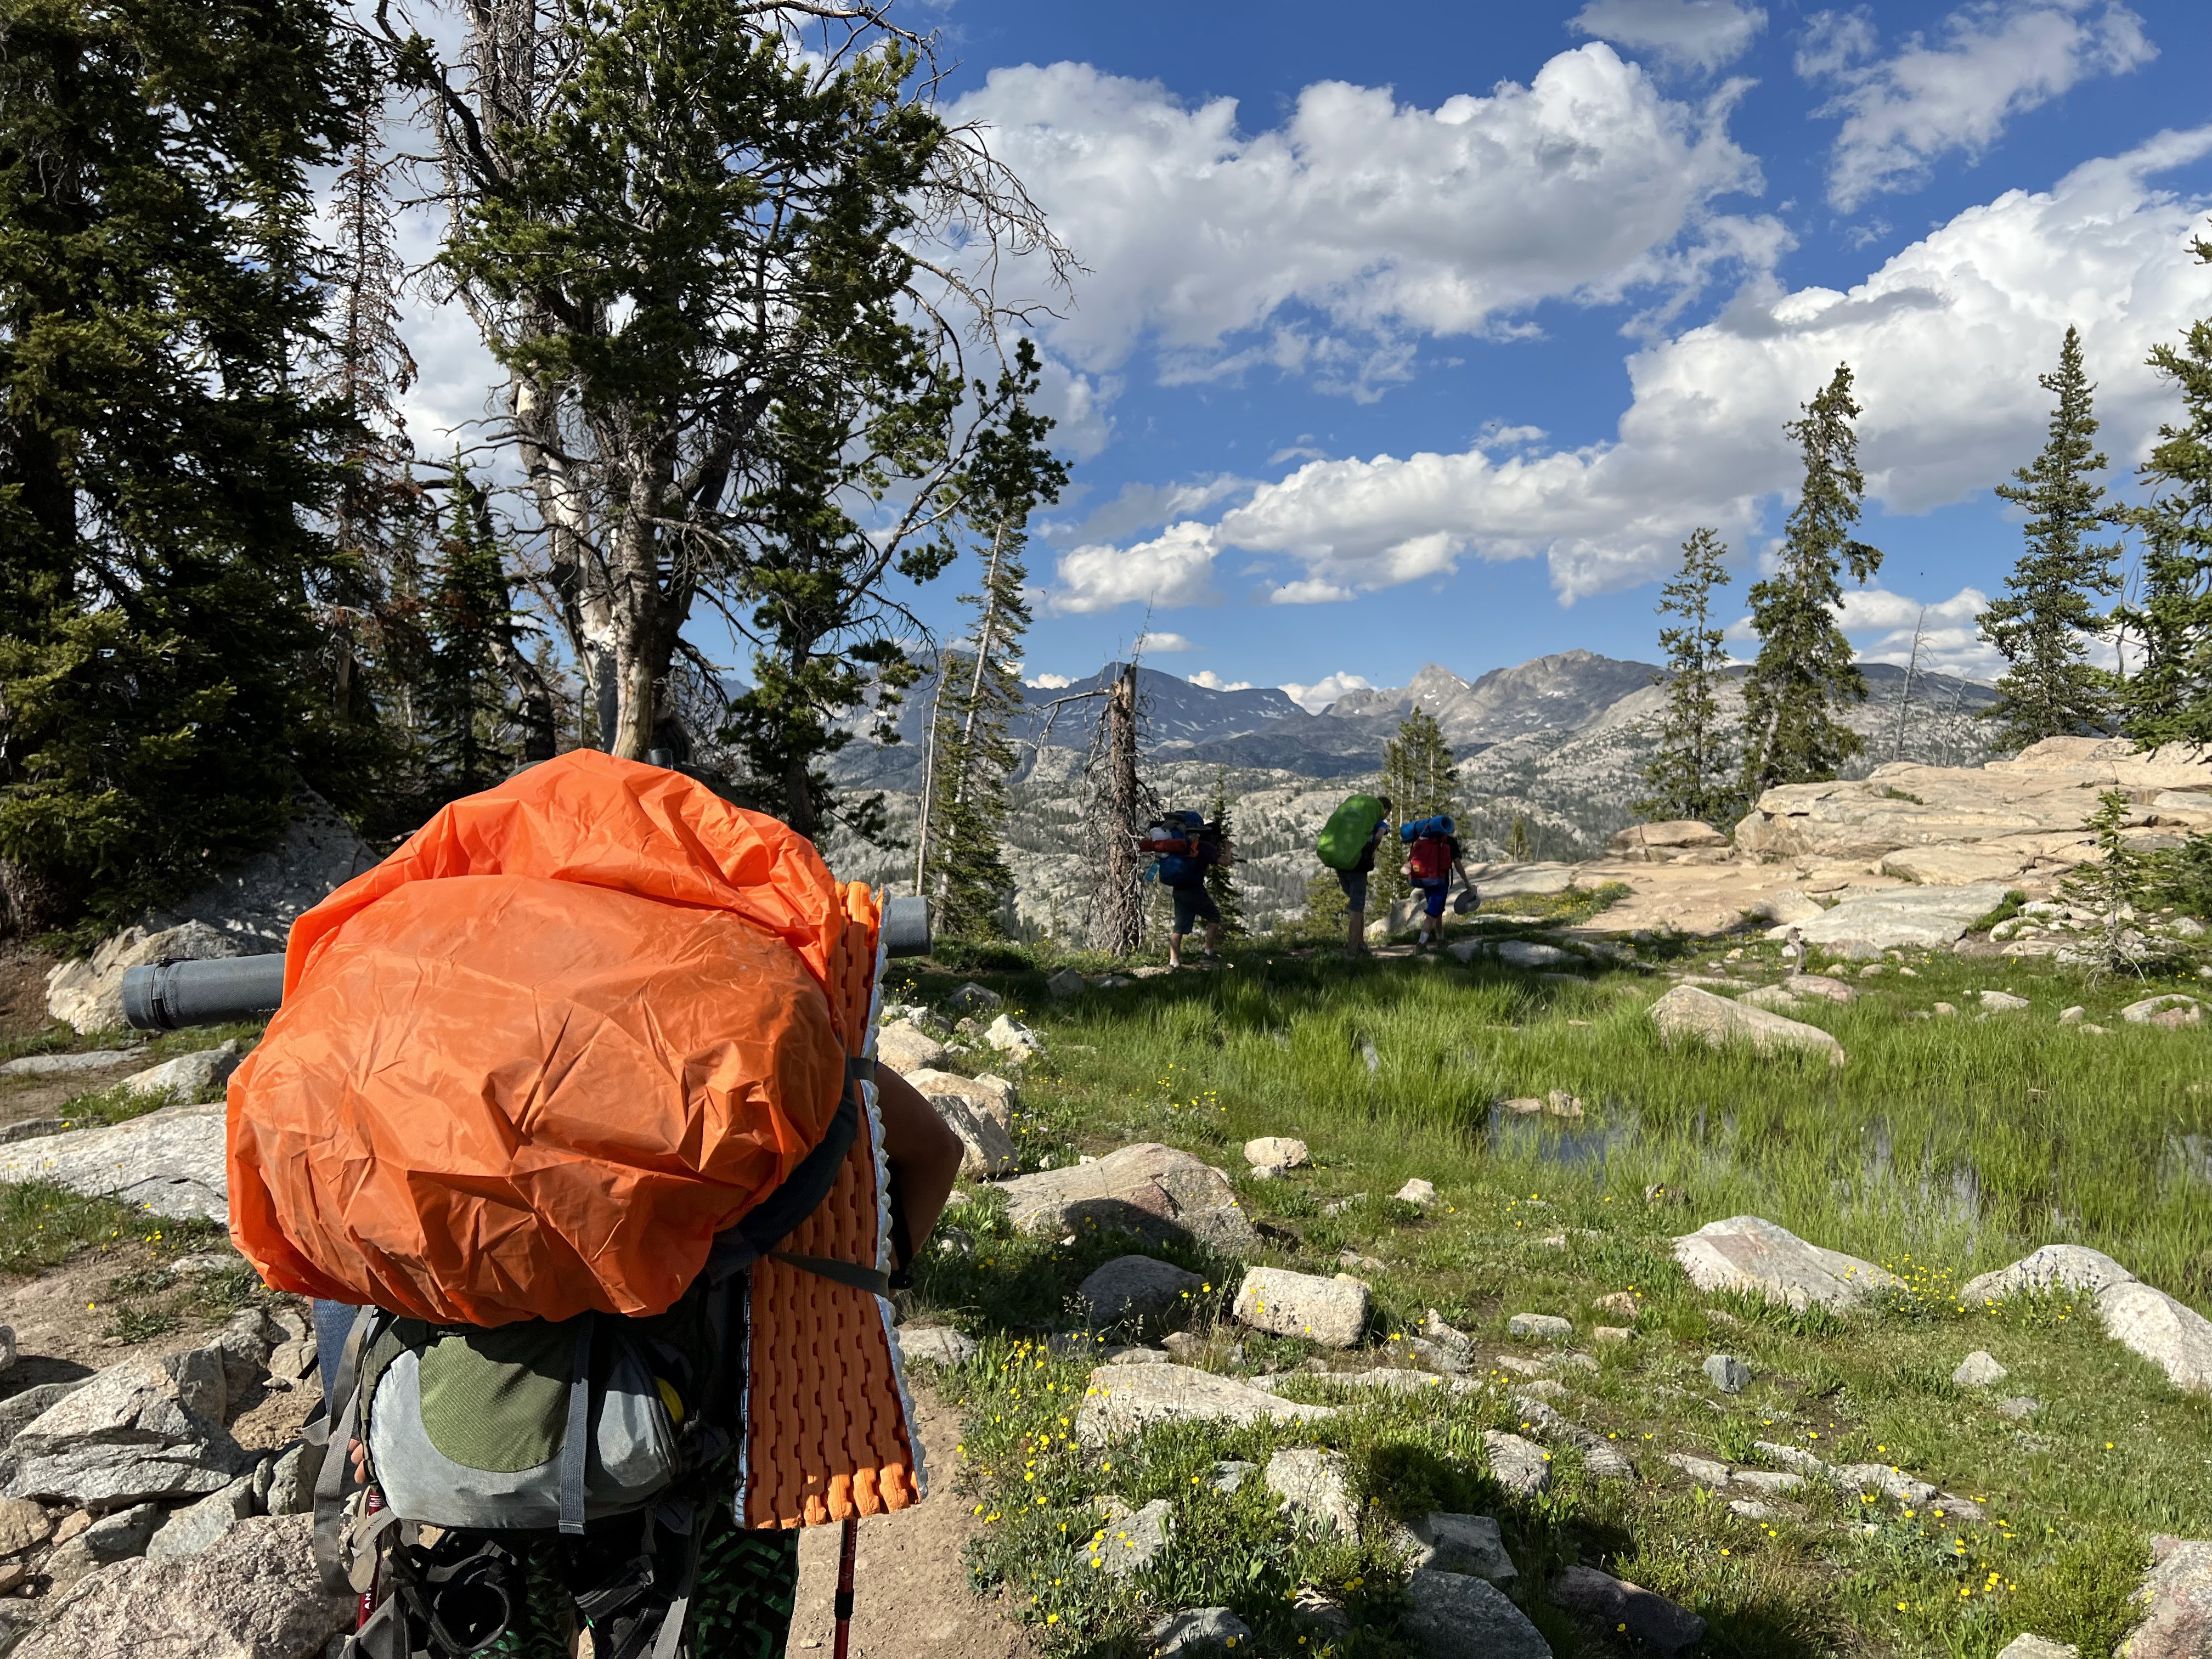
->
[1664,1453,1729,1488]
[0,1049,140,1077]
[161,1345,228,1423]
[1395,1178,1438,1207]
[1210,1460,1256,1494]
[1401,1513,1516,1588]
[44,922,252,1036]
[0,1496,53,1556]
[0,1328,12,1378]
[1729,1499,1776,1520]
[2097,1281,2212,1395]
[208,1308,285,1407]
[1979,990,2031,1013]
[1265,1447,1357,1538]
[13,1513,351,1659]
[1550,1565,1707,1657]
[1649,985,1846,1066]
[1234,1267,1369,1348]
[1421,1312,1475,1370]
[2123,994,2203,1025]
[1080,1255,1205,1329]
[1243,1137,1309,1169]
[119,1041,241,1104]
[1729,1470,1803,1495]
[0,1359,243,1509]
[1149,1608,1252,1659]
[1086,1496,1172,1578]
[923,1090,1017,1179]
[897,1327,979,1368]
[1673,1215,1901,1311]
[1481,1431,1551,1497]
[945,982,1002,1017]
[1960,1244,2136,1305]
[0,1382,86,1456]
[1783,973,1857,1004]
[0,1119,71,1145]
[1996,1396,2042,1421]
[1506,1395,1634,1481]
[1954,1350,2009,1388]
[1994,1639,2078,1659]
[1074,1364,1333,1446]
[41,1501,165,1590]
[1508,1313,1572,1342]
[1703,1353,1752,1393]
[2120,1536,2212,1659]
[1290,1589,1350,1635]
[0,1102,229,1222]
[1791,883,2015,953]
[1463,862,1577,899]
[146,1474,255,1558]
[1401,1568,1553,1659]
[1496,941,1573,970]
[998,1142,1259,1254]
[875,1021,949,1076]
[984,1014,1041,1059]
[1046,967,1086,1000]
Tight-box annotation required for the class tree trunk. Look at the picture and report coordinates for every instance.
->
[1092,664,1146,956]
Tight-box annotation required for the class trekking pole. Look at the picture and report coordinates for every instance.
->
[833,1516,859,1659]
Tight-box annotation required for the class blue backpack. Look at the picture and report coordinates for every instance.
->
[1144,811,1211,887]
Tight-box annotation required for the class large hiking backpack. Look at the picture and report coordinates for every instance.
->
[228,752,918,1657]
[1143,810,1212,887]
[1402,815,1455,884]
[1316,795,1386,871]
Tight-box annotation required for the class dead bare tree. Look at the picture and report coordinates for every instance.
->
[1087,663,1148,956]
[1891,605,1927,763]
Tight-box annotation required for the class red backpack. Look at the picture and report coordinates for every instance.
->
[1408,836,1452,883]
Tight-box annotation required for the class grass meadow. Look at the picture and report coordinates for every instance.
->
[896,933,2212,1658]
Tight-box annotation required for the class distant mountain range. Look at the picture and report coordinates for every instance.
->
[823,648,2002,935]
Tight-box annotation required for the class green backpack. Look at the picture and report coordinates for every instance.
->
[1316,794,1387,871]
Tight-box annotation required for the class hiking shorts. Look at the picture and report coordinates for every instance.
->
[1335,868,1369,911]
[1171,884,1220,934]
[1414,879,1449,918]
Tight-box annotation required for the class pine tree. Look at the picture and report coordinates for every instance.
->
[2059,789,2147,975]
[1637,528,1740,826]
[2118,240,2212,749]
[1980,327,2121,748]
[1741,364,1884,802]
[1204,768,1246,938]
[423,466,515,800]
[1374,706,1460,913]
[0,0,354,933]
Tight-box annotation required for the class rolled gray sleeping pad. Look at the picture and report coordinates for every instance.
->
[122,954,286,1031]
[121,897,933,1030]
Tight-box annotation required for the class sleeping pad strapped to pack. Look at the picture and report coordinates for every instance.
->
[226,751,923,1652]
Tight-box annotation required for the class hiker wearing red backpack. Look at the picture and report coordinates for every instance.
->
[1142,810,1231,969]
[1400,814,1469,951]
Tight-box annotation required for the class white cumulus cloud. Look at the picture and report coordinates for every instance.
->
[1188,670,1255,691]
[950,47,1777,381]
[1134,631,1196,653]
[1050,521,1221,614]
[1024,672,1076,690]
[1801,1,2157,211]
[1571,0,1768,72]
[1045,128,2212,614]
[1279,674,1374,713]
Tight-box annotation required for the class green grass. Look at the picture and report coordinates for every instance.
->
[0,1180,225,1276]
[893,934,2212,1658]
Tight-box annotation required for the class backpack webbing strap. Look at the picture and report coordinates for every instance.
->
[647,1504,712,1659]
[559,1316,594,1537]
[767,1251,893,1299]
[312,1305,380,1595]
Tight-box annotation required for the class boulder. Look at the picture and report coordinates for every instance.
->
[1612,821,1728,856]
[0,1327,12,1378]
[1481,1431,1551,1497]
[1496,941,1573,970]
[1400,1513,1516,1588]
[0,1049,142,1077]
[1996,1639,2079,1659]
[118,1041,242,1104]
[1046,967,1086,1000]
[14,1513,351,1659]
[997,1142,1258,1254]
[2097,1282,2212,1395]
[923,1090,1017,1178]
[0,1102,228,1222]
[1507,1314,1572,1342]
[1150,1609,1252,1659]
[945,983,1002,1016]
[1549,1565,1707,1657]
[1649,985,1845,1067]
[1087,1497,1172,1578]
[41,1501,165,1591]
[1979,991,2031,1013]
[875,1021,949,1076]
[896,1327,979,1368]
[1074,1364,1333,1446]
[145,1473,255,1558]
[1462,862,1577,899]
[1395,1178,1438,1207]
[1664,1453,1729,1488]
[1703,1353,1751,1393]
[1233,1267,1368,1348]
[1960,1244,2136,1305]
[1079,1255,1205,1329]
[2120,1536,2212,1659]
[1401,1569,1553,1659]
[0,1383,86,1456]
[1954,1351,2008,1388]
[1265,1447,1357,1538]
[1420,1312,1474,1371]
[985,1014,1041,1060]
[0,1495,52,1556]
[1785,882,2015,955]
[0,1359,245,1510]
[1672,1215,1902,1311]
[44,923,252,1036]
[1784,973,1857,1004]
[2124,995,2203,1026]
[1244,1137,1309,1170]
[263,1443,314,1517]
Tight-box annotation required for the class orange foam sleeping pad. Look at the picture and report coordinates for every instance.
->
[225,750,919,1524]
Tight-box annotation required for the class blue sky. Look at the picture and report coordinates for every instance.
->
[913,0,2212,706]
[393,0,2212,709]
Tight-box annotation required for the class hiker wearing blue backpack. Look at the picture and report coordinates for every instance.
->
[1400,814,1469,951]
[1142,810,1230,969]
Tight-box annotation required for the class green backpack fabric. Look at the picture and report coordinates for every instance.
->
[1316,794,1386,871]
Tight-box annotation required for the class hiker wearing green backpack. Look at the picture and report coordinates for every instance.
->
[1314,793,1393,957]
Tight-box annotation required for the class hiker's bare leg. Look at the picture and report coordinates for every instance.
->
[1203,922,1222,958]
[1346,908,1365,955]
[1167,929,1184,968]
[878,1069,961,1248]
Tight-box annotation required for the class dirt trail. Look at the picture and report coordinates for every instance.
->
[787,1391,1037,1659]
